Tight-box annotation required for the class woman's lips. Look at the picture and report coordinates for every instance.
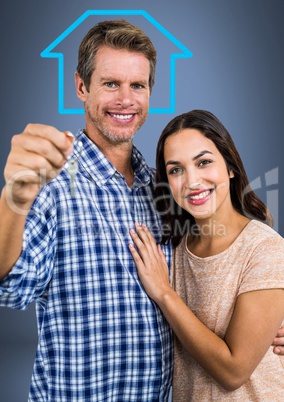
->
[186,189,214,205]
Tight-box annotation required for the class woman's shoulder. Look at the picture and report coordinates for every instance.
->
[243,219,284,254]
[247,219,283,241]
[172,219,283,262]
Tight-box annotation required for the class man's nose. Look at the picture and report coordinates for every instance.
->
[115,86,134,108]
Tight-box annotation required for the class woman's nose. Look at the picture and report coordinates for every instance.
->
[185,169,204,190]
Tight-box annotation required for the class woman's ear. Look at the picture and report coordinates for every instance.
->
[229,169,235,178]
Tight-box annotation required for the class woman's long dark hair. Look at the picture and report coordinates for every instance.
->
[155,110,273,247]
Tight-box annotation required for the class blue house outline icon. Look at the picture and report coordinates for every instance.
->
[40,9,193,114]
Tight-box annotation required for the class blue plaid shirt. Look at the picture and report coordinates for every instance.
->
[0,130,173,401]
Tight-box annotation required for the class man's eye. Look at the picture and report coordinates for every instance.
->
[105,82,116,88]
[132,84,143,89]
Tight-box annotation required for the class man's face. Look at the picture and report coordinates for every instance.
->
[76,46,150,144]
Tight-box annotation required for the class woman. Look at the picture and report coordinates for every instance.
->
[129,110,284,400]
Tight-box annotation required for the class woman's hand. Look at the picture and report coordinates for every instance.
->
[129,223,171,302]
[272,326,284,355]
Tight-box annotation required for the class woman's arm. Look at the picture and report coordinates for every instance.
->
[129,223,284,391]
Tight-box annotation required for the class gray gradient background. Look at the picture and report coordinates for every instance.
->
[0,0,283,400]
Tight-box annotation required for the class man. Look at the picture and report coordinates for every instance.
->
[0,20,283,401]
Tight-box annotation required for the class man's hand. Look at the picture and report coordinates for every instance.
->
[272,326,284,355]
[4,124,74,209]
[0,124,74,279]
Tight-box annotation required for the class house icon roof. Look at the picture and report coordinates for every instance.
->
[41,9,193,114]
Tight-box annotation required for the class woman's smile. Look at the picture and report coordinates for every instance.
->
[186,188,214,205]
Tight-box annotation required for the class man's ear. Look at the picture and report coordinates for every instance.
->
[75,72,88,101]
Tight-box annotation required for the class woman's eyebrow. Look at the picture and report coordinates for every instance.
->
[165,160,180,167]
[192,150,213,161]
[165,150,213,167]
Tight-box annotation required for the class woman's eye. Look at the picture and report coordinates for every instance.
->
[198,159,212,167]
[168,167,183,175]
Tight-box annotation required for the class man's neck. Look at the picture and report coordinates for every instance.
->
[104,143,134,187]
[84,129,134,187]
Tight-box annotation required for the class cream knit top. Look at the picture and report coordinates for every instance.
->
[172,220,284,401]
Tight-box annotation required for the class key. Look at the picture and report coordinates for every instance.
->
[66,159,79,198]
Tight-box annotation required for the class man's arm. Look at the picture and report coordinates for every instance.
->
[0,124,73,280]
[0,187,31,280]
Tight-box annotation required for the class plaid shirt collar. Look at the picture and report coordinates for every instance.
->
[74,129,153,188]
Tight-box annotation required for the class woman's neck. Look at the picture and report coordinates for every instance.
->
[188,212,250,258]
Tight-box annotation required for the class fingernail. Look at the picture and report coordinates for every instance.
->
[64,131,74,137]
[275,348,281,354]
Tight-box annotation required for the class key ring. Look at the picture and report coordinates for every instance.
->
[65,133,83,198]
[67,134,83,162]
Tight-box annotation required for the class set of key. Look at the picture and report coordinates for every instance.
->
[65,134,83,198]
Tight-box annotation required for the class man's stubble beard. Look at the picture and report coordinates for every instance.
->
[86,106,148,143]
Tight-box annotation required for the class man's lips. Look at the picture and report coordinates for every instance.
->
[186,189,214,205]
[108,112,136,122]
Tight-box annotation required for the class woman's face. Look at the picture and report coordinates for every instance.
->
[164,128,234,222]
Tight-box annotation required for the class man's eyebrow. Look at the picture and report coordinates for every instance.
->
[99,76,148,85]
[99,76,118,82]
